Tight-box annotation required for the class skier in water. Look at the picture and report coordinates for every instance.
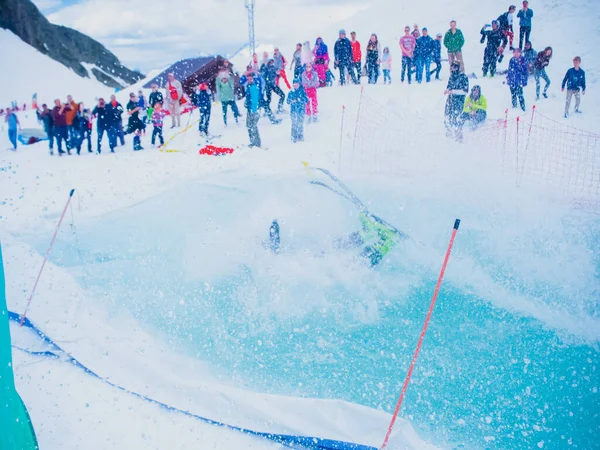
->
[268,212,398,267]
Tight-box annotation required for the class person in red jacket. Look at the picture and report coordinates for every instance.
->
[50,98,69,155]
[350,31,362,83]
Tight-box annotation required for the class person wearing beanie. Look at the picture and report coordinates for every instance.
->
[429,33,443,80]
[334,29,357,85]
[287,78,309,143]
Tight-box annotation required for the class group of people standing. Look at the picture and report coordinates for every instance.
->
[442,1,587,141]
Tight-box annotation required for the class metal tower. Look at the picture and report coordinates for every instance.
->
[245,0,256,56]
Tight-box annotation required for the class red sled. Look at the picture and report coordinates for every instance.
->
[199,145,234,156]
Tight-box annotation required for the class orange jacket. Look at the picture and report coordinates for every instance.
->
[65,100,77,125]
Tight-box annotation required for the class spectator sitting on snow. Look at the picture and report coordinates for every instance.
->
[460,85,487,129]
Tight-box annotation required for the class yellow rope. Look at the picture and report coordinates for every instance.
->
[160,118,200,153]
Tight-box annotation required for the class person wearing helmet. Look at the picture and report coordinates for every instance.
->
[480,20,508,77]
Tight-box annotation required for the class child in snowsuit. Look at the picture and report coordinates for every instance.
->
[561,56,586,118]
[507,48,528,111]
[287,78,309,143]
[302,63,320,122]
[192,83,212,135]
[381,47,392,84]
[151,102,166,147]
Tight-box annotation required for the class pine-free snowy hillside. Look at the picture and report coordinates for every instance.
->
[0,29,114,106]
[0,0,143,89]
[1,0,599,450]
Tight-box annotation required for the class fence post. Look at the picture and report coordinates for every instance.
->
[351,86,364,166]
[502,109,508,175]
[339,105,346,174]
[516,116,521,187]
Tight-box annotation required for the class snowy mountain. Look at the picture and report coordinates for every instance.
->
[0,0,143,89]
[1,0,599,449]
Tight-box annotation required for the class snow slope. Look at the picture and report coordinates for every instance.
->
[2,0,599,449]
[0,29,113,107]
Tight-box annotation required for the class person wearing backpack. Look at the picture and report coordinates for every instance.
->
[164,72,183,128]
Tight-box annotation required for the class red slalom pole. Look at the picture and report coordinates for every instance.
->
[20,189,75,326]
[380,219,461,450]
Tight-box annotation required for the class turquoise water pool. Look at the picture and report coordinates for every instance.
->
[41,174,600,449]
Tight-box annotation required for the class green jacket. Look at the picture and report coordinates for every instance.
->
[463,94,487,113]
[358,213,397,257]
[444,29,465,53]
[216,77,235,103]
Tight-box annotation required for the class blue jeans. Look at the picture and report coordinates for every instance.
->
[534,69,550,98]
[401,56,412,82]
[416,58,432,83]
[97,126,116,153]
[8,129,17,149]
[383,69,391,84]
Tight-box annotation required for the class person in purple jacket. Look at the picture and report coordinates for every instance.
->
[507,48,528,111]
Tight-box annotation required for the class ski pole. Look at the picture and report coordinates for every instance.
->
[20,189,75,326]
[380,219,461,449]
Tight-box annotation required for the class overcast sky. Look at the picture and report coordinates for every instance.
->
[33,0,369,74]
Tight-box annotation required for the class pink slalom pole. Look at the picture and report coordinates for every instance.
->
[20,189,75,326]
[380,219,461,450]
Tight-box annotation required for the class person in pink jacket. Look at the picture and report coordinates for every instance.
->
[399,26,417,84]
[302,62,320,122]
[313,37,330,88]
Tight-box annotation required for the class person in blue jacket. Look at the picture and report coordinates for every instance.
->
[561,56,586,118]
[243,72,262,148]
[192,83,212,135]
[507,48,529,111]
[4,107,20,150]
[429,33,443,80]
[286,78,309,143]
[517,1,534,50]
[240,67,281,125]
[415,28,435,83]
